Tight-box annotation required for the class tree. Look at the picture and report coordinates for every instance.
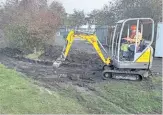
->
[49,1,65,15]
[114,0,162,23]
[2,0,63,52]
[67,10,86,28]
[88,2,118,26]
[49,1,66,25]
[89,0,162,25]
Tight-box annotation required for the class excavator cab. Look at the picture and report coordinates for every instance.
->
[102,18,154,80]
[111,18,154,69]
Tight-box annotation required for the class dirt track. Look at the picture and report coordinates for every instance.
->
[0,45,104,89]
[0,43,162,90]
[0,43,162,114]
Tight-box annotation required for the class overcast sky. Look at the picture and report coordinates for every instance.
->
[50,0,110,14]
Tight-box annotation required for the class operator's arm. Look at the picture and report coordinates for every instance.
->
[125,32,142,43]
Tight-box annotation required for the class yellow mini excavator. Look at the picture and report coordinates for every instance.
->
[53,18,155,81]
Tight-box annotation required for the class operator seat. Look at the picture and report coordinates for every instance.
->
[138,40,146,52]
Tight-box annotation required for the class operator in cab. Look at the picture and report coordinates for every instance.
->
[121,25,143,60]
[124,25,142,48]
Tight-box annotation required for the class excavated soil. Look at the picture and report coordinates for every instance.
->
[0,43,162,89]
[0,45,104,89]
[40,44,103,69]
[0,37,162,114]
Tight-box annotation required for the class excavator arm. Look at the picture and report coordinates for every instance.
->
[53,30,111,68]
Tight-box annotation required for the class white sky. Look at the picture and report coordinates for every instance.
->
[49,0,110,14]
[1,0,110,14]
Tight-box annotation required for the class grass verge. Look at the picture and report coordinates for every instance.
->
[59,78,162,114]
[0,64,162,114]
[25,51,43,60]
[0,64,86,114]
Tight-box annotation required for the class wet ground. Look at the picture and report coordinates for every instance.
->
[0,46,102,89]
[0,34,162,114]
[0,42,162,90]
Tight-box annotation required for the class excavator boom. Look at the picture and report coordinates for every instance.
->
[53,30,111,68]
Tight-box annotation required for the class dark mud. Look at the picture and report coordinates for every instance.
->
[0,45,162,90]
[0,46,104,89]
[40,45,103,69]
[0,43,162,114]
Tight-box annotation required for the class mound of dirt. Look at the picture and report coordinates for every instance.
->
[0,47,23,57]
[67,49,103,66]
[40,45,103,68]
[41,45,63,60]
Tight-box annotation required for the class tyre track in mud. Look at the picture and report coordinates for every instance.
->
[0,46,162,89]
[0,46,162,114]
[0,51,103,89]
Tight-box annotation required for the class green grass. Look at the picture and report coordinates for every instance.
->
[25,51,43,60]
[0,64,86,114]
[94,79,162,114]
[59,78,162,114]
[0,64,162,114]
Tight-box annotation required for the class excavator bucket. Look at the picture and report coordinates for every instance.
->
[53,45,67,68]
[53,53,65,68]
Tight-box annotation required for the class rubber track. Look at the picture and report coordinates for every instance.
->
[103,69,144,80]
